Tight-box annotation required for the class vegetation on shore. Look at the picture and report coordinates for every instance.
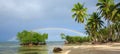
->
[60,33,91,44]
[71,0,120,44]
[17,30,48,46]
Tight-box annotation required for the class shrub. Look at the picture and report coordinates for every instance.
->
[61,35,91,43]
[17,30,48,45]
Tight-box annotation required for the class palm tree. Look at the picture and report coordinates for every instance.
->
[96,0,114,21]
[86,12,104,42]
[111,2,120,41]
[98,28,109,42]
[72,2,87,23]
[112,22,120,41]
[110,2,120,22]
[97,0,120,41]
[96,0,120,26]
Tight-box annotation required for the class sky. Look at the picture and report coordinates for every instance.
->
[0,0,119,42]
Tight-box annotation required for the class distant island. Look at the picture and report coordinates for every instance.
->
[17,30,48,46]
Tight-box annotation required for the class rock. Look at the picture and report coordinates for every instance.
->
[53,47,62,53]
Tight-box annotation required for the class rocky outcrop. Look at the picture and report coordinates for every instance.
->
[53,47,62,53]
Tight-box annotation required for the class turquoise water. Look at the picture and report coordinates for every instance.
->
[0,41,64,54]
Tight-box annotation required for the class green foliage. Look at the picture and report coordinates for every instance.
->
[72,2,87,23]
[95,0,120,42]
[96,0,115,20]
[85,12,104,41]
[71,0,120,43]
[17,30,48,44]
[61,34,91,43]
[60,33,66,39]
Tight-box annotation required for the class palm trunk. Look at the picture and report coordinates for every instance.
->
[107,20,113,42]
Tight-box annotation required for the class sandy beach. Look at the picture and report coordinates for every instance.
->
[60,43,120,54]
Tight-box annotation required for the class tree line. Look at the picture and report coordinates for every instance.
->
[61,33,91,44]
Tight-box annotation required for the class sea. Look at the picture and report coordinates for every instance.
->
[0,41,64,54]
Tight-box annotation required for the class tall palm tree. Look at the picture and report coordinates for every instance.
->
[111,2,120,22]
[96,0,120,24]
[86,12,104,42]
[97,0,120,41]
[96,0,114,21]
[112,22,120,41]
[72,2,87,23]
[98,28,109,42]
[111,2,120,41]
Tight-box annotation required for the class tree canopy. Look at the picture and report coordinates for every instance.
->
[17,30,48,45]
[72,2,87,23]
[71,0,120,43]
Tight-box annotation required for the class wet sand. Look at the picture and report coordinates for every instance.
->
[61,43,120,54]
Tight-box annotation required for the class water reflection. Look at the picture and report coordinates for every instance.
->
[0,41,64,54]
[17,46,48,54]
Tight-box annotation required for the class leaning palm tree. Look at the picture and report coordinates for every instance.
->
[98,28,108,42]
[97,0,120,41]
[110,2,120,41]
[86,12,104,42]
[112,22,120,41]
[72,2,87,23]
[110,2,120,22]
[97,0,120,23]
[96,0,114,21]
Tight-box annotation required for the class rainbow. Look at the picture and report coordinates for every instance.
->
[8,27,87,41]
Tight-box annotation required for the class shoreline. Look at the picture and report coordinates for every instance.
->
[61,43,120,54]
